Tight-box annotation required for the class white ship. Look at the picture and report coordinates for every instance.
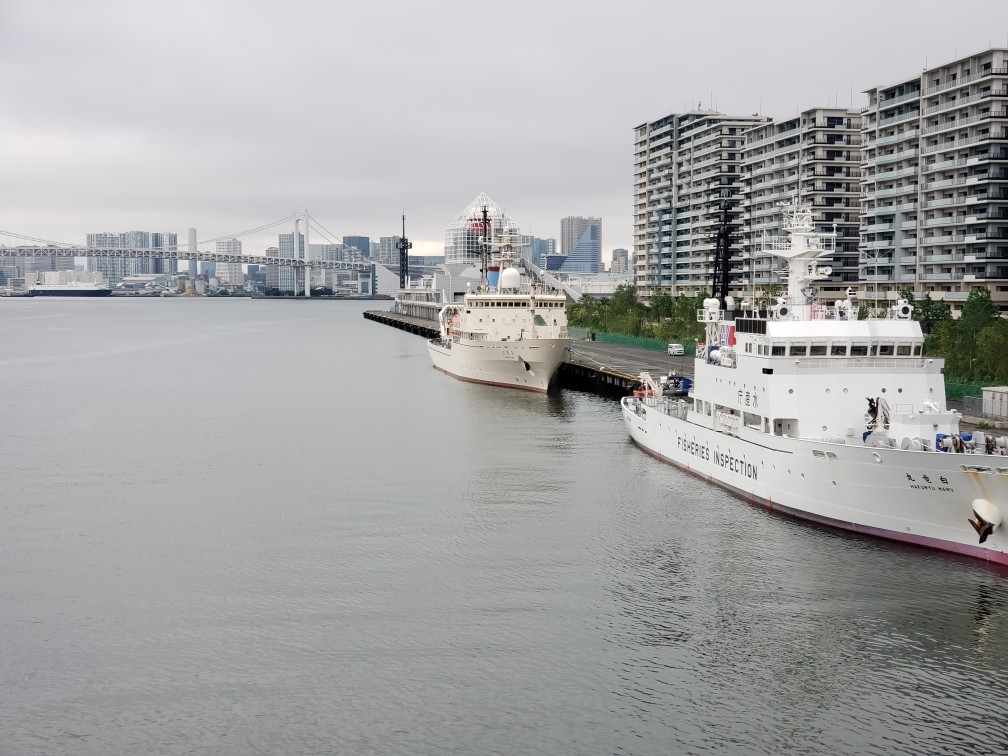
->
[622,202,1008,565]
[428,221,571,393]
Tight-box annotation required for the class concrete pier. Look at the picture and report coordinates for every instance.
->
[363,310,691,399]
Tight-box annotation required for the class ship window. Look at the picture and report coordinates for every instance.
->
[791,344,808,356]
[831,344,848,356]
[869,344,878,356]
[878,344,894,356]
[810,344,827,356]
[771,344,786,356]
[913,344,922,356]
[850,344,869,356]
[896,345,911,356]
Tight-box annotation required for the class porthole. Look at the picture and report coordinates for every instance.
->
[873,452,882,463]
[832,481,837,487]
[825,388,831,395]
[789,388,794,394]
[843,388,848,394]
[881,388,887,393]
[821,425,827,432]
[898,388,903,393]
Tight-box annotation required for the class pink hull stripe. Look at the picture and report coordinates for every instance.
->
[432,365,550,394]
[630,437,1008,567]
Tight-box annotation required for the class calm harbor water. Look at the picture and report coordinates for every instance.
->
[1,298,1007,755]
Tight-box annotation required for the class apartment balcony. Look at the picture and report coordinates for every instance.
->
[864,239,895,249]
[899,255,918,264]
[874,129,920,148]
[879,109,921,128]
[874,147,920,166]
[900,220,918,229]
[922,157,968,173]
[921,67,1008,96]
[922,130,1008,155]
[874,89,923,109]
[900,237,918,247]
[919,235,965,246]
[921,110,1008,136]
[923,89,1008,115]
[873,184,917,198]
[924,177,967,191]
[874,165,918,181]
[863,221,894,232]
[920,272,964,281]
[923,196,968,209]
[920,252,965,263]
[921,215,965,227]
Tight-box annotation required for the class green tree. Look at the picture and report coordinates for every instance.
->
[648,290,674,320]
[973,319,1008,384]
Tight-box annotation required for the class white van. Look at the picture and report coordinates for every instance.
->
[667,343,685,356]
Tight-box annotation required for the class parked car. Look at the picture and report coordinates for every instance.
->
[667,343,685,356]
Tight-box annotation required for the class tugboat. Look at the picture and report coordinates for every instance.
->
[622,201,1008,565]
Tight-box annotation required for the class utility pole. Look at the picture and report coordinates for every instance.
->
[396,215,412,289]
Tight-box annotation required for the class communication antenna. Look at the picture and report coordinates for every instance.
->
[479,205,491,291]
[396,214,412,289]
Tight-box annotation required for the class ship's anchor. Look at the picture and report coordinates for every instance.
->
[969,498,1003,544]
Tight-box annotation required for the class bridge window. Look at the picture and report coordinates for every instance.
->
[850,344,869,356]
[878,344,894,356]
[790,344,808,357]
[831,344,848,356]
[896,344,912,356]
[810,344,827,356]
[771,344,786,356]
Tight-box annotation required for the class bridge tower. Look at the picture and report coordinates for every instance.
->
[293,211,310,297]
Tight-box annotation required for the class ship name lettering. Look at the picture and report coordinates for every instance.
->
[675,433,710,461]
[712,446,759,481]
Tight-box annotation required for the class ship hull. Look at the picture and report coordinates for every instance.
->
[622,397,1008,565]
[428,337,570,393]
[30,288,111,297]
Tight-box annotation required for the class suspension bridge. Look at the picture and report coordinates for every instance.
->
[0,212,373,297]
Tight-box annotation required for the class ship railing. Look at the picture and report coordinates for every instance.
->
[795,357,929,370]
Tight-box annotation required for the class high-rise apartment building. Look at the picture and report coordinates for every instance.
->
[215,238,243,285]
[559,216,602,273]
[378,236,402,265]
[86,230,176,285]
[343,236,371,259]
[740,108,861,303]
[861,48,1008,313]
[611,248,629,274]
[633,111,769,299]
[272,232,304,293]
[530,237,556,268]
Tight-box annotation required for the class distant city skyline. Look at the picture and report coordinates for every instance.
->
[4,2,1007,264]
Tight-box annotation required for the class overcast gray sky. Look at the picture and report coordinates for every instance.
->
[3,0,1007,260]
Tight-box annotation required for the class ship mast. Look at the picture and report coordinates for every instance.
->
[710,190,734,302]
[479,205,490,293]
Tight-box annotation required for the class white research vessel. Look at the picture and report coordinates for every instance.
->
[622,202,1008,565]
[427,218,571,393]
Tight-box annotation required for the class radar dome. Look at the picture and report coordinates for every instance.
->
[499,267,521,291]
